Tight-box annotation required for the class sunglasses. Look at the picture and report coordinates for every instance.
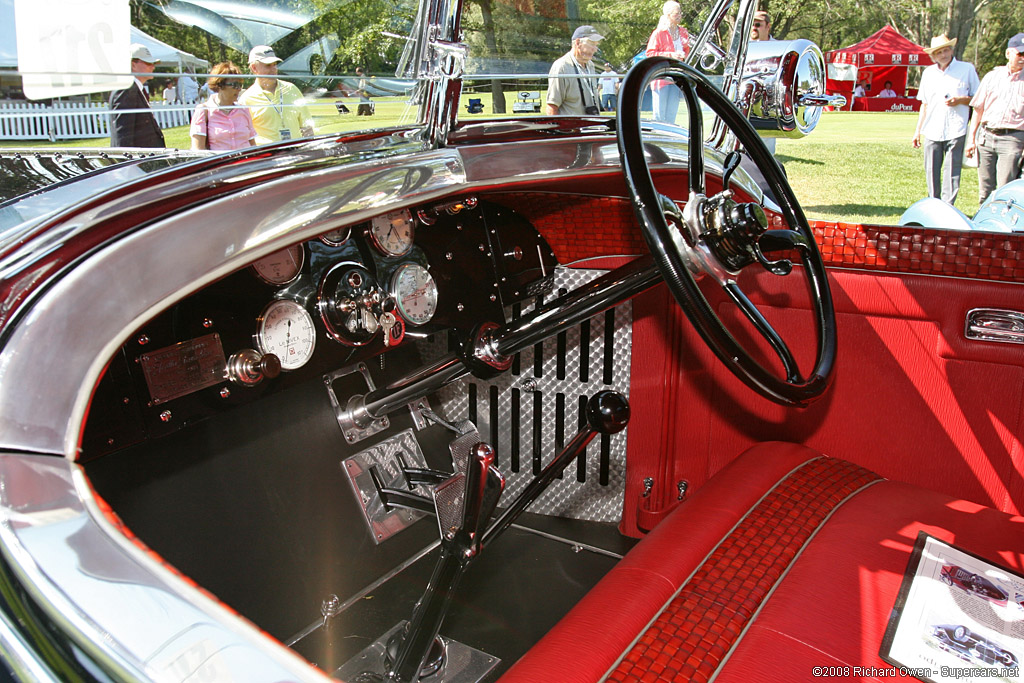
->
[221,80,243,89]
[753,21,766,27]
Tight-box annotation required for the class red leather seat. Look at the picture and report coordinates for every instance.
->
[500,442,1024,682]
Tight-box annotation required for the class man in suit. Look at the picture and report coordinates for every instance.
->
[109,44,165,148]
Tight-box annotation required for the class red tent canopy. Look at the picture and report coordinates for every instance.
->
[825,26,933,108]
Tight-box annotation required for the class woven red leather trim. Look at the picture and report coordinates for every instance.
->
[484,193,1024,283]
[811,221,1024,281]
[607,457,882,683]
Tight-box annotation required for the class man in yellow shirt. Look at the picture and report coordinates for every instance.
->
[241,46,315,144]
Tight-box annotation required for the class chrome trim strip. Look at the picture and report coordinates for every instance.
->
[0,603,55,681]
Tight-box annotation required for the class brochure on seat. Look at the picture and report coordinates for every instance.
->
[881,533,1024,683]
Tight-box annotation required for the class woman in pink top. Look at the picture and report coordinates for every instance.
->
[190,62,256,151]
[646,0,690,124]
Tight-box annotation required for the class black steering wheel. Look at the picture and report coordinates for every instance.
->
[617,57,836,406]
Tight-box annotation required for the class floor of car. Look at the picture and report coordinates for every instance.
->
[294,512,635,680]
[83,368,635,682]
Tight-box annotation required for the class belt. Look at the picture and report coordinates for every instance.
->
[983,125,1022,136]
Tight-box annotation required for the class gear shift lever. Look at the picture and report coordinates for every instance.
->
[387,443,504,682]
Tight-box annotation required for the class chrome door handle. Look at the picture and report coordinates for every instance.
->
[965,308,1024,344]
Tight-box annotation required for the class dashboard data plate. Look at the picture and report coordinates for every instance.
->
[139,333,226,406]
[343,428,429,544]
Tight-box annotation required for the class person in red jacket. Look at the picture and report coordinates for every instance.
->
[646,1,690,123]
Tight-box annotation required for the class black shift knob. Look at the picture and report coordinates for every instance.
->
[586,391,630,434]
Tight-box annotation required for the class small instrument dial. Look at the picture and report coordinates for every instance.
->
[256,300,317,371]
[320,226,351,246]
[369,210,415,256]
[252,245,304,285]
[391,263,438,326]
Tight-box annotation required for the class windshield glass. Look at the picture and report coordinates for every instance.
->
[0,0,742,155]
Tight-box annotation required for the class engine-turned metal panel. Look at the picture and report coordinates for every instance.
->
[428,267,632,523]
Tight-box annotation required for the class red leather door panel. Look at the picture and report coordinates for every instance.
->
[624,266,1024,535]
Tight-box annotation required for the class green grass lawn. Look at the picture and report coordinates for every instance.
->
[775,111,980,225]
[1,102,976,226]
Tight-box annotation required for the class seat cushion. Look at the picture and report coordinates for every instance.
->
[499,442,1024,682]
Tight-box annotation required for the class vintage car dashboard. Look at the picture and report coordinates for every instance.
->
[81,198,558,460]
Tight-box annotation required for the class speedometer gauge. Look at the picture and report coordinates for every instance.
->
[256,300,317,371]
[391,263,438,326]
[370,210,415,256]
[252,245,304,285]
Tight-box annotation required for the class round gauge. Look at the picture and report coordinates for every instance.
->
[320,226,351,246]
[370,209,415,257]
[391,263,438,326]
[252,245,304,285]
[256,300,317,371]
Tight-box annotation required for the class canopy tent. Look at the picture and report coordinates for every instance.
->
[0,0,206,75]
[825,26,932,109]
[129,27,209,74]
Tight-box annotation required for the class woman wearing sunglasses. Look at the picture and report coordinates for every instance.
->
[190,62,256,151]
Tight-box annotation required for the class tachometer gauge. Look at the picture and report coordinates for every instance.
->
[252,245,304,285]
[320,226,351,246]
[391,263,438,326]
[256,300,317,371]
[369,210,415,257]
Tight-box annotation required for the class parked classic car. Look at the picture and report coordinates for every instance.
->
[1,0,1023,682]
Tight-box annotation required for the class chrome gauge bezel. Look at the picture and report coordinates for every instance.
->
[320,226,351,247]
[369,209,416,257]
[251,244,305,286]
[317,262,381,346]
[391,263,438,326]
[255,299,317,371]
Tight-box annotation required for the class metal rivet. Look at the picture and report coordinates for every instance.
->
[203,318,214,328]
[457,303,465,312]
[220,387,231,399]
[478,244,485,251]
[446,252,453,260]
[159,410,172,423]
[489,295,497,301]
[137,334,149,346]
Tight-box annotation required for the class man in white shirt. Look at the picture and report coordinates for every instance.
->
[598,63,618,111]
[876,81,898,97]
[912,34,980,205]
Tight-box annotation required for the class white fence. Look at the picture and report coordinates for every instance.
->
[0,101,192,141]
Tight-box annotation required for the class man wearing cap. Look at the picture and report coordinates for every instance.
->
[241,45,315,144]
[912,34,979,205]
[966,33,1024,204]
[109,44,165,148]
[750,10,773,42]
[546,26,604,116]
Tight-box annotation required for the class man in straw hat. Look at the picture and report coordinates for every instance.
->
[109,44,165,148]
[912,34,979,205]
[966,33,1024,205]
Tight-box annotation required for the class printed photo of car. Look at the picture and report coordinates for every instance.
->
[930,624,1019,668]
[940,565,1009,605]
